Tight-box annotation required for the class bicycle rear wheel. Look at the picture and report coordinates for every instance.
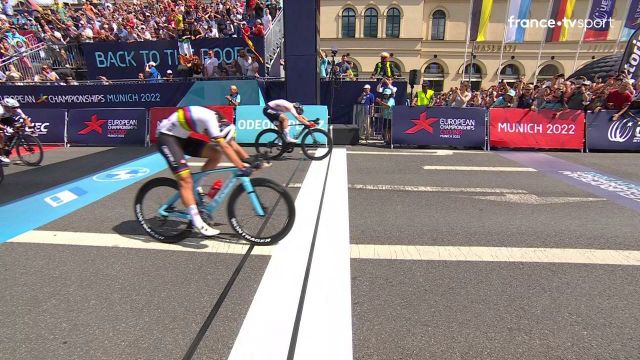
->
[255,129,286,160]
[301,128,333,160]
[16,134,43,166]
[227,177,295,245]
[134,177,192,243]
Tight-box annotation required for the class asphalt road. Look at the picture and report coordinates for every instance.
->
[1,146,639,359]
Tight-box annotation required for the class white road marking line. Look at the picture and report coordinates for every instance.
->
[465,194,605,204]
[347,150,486,156]
[351,245,640,266]
[9,232,639,266]
[187,162,234,167]
[295,149,352,359]
[228,148,330,360]
[288,183,528,194]
[423,165,537,172]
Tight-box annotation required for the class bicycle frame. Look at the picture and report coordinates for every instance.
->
[158,167,265,221]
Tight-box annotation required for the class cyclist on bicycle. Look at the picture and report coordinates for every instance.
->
[156,106,264,237]
[263,99,315,143]
[0,98,32,164]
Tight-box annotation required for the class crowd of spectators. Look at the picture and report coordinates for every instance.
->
[0,0,280,83]
[426,71,638,116]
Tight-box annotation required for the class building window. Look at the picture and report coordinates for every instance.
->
[364,8,378,38]
[341,8,356,38]
[538,64,560,80]
[500,64,521,86]
[423,62,445,92]
[386,8,401,38]
[431,10,446,40]
[463,63,482,91]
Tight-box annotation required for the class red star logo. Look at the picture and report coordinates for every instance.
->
[78,115,107,135]
[405,112,438,134]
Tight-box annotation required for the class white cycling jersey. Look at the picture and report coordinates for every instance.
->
[0,108,27,119]
[156,106,227,140]
[266,99,300,117]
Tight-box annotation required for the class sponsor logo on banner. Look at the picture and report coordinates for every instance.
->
[32,122,50,136]
[608,117,640,143]
[78,114,140,138]
[404,111,477,139]
[93,167,150,182]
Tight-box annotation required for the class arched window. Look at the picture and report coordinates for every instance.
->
[364,8,378,38]
[538,64,560,80]
[431,10,446,40]
[386,8,401,38]
[341,8,356,38]
[500,64,522,86]
[423,62,445,92]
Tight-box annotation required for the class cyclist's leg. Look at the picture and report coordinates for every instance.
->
[157,134,219,236]
[279,114,295,142]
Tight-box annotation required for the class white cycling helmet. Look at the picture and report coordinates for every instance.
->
[292,102,304,115]
[2,98,20,108]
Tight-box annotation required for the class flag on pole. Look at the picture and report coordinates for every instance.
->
[469,0,494,42]
[583,0,616,41]
[620,0,640,41]
[545,0,577,42]
[242,33,264,64]
[505,0,532,43]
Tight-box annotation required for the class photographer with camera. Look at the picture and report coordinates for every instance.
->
[448,82,471,107]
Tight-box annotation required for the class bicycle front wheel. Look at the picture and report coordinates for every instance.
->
[301,128,333,160]
[134,177,192,243]
[16,134,43,166]
[255,129,286,160]
[227,177,295,245]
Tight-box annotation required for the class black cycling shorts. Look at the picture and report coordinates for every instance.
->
[157,133,210,176]
[0,116,16,127]
[263,106,282,124]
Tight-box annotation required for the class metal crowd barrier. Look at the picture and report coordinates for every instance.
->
[353,104,392,143]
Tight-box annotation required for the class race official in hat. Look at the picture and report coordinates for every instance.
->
[412,80,435,106]
[357,83,376,106]
[371,51,397,79]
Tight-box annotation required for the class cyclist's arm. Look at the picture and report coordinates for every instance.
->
[294,113,312,126]
[216,139,248,170]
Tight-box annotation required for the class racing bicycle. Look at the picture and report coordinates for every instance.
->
[254,118,333,161]
[134,161,295,245]
[1,124,44,166]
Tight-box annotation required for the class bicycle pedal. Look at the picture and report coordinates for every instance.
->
[286,147,294,153]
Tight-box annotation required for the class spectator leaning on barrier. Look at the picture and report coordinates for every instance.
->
[516,84,536,110]
[596,78,633,121]
[566,79,590,110]
[449,83,471,107]
[540,88,566,110]
[165,70,175,82]
[145,62,161,82]
[204,50,219,78]
[412,80,435,106]
[237,49,251,76]
[247,54,259,78]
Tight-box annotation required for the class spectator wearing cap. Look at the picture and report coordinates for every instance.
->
[516,84,536,110]
[164,69,175,82]
[145,61,161,82]
[358,83,376,106]
[252,19,265,37]
[540,88,567,110]
[371,52,397,79]
[375,87,395,145]
[492,89,516,108]
[566,79,590,110]
[412,80,435,106]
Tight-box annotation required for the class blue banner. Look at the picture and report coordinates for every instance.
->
[586,110,640,150]
[82,38,265,80]
[22,108,66,144]
[235,105,329,143]
[391,106,487,148]
[67,108,147,146]
[0,80,263,109]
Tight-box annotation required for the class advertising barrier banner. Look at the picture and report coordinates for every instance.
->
[23,108,66,144]
[391,106,486,148]
[67,108,147,146]
[235,105,329,144]
[489,108,585,150]
[82,38,265,80]
[148,106,235,143]
[586,110,640,150]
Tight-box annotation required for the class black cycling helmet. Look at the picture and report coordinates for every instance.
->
[293,102,304,115]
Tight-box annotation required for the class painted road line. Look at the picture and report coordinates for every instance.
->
[288,183,528,194]
[295,149,352,360]
[464,194,605,204]
[351,245,640,266]
[8,230,273,255]
[0,153,167,243]
[9,231,640,266]
[423,165,537,172]
[228,149,330,360]
[347,150,486,156]
[499,152,640,213]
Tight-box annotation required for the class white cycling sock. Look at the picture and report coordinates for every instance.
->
[283,128,292,140]
[187,205,204,227]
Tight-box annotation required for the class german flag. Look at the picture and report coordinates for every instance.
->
[27,0,43,13]
[469,0,494,42]
[242,33,264,64]
[545,0,576,42]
